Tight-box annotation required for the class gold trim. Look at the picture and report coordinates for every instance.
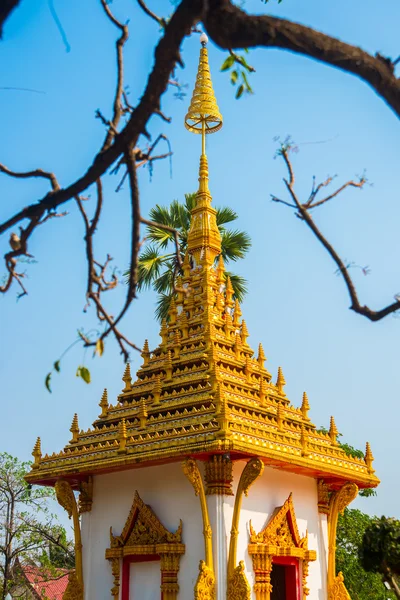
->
[204,454,234,496]
[105,490,185,600]
[78,476,93,514]
[182,458,215,599]
[327,483,358,599]
[55,480,83,599]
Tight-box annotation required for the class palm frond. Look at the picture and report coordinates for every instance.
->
[153,267,175,295]
[184,192,197,213]
[216,206,238,227]
[135,245,171,291]
[220,229,252,262]
[155,293,174,322]
[224,271,248,303]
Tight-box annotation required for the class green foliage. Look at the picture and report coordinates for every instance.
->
[361,516,400,578]
[135,193,252,321]
[337,509,396,600]
[0,453,74,597]
[220,49,255,99]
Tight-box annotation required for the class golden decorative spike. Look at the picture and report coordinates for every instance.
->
[301,424,310,457]
[180,310,189,339]
[139,398,148,429]
[301,392,310,421]
[365,442,375,474]
[70,413,79,444]
[233,299,242,327]
[225,276,234,308]
[185,37,222,264]
[182,252,191,278]
[276,367,286,395]
[215,384,231,438]
[224,310,232,337]
[165,350,173,381]
[329,416,339,445]
[173,329,181,358]
[184,36,223,135]
[122,363,132,393]
[118,418,127,454]
[234,332,241,359]
[276,405,283,431]
[257,343,266,368]
[217,254,225,284]
[169,297,177,326]
[153,375,162,404]
[141,339,150,366]
[99,388,109,418]
[160,318,168,349]
[259,377,267,405]
[32,437,42,470]
[244,355,252,383]
[241,320,249,345]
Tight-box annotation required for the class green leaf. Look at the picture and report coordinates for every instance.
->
[235,84,244,99]
[230,70,238,85]
[76,366,91,384]
[220,55,235,71]
[216,206,238,227]
[53,360,61,373]
[95,338,104,357]
[45,372,52,393]
[241,70,253,94]
[220,229,252,261]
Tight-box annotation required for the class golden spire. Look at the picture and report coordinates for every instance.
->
[139,398,148,429]
[122,363,132,393]
[32,437,42,470]
[153,375,162,404]
[70,413,79,444]
[365,442,375,474]
[276,367,286,395]
[141,339,150,366]
[257,343,266,368]
[301,392,310,421]
[185,34,222,264]
[329,416,339,445]
[118,418,127,454]
[99,388,109,418]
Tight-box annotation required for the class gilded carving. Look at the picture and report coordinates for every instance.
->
[248,494,316,600]
[78,476,93,514]
[105,490,184,600]
[182,458,203,497]
[204,454,233,496]
[227,561,251,600]
[317,479,330,515]
[194,560,215,600]
[63,572,83,600]
[328,572,352,600]
[55,480,83,596]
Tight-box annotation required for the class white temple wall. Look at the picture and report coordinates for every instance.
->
[227,461,326,600]
[81,462,204,600]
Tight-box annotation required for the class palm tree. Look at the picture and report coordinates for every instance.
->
[137,193,252,321]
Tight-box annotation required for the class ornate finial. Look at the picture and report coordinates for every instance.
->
[365,442,375,474]
[217,255,225,284]
[165,350,173,381]
[70,414,79,444]
[181,309,189,339]
[122,363,132,393]
[257,343,266,368]
[276,405,284,431]
[301,392,310,421]
[168,297,177,325]
[233,299,242,327]
[241,320,249,345]
[153,374,162,404]
[244,355,252,383]
[276,367,286,395]
[301,424,310,457]
[185,37,222,136]
[329,416,339,445]
[141,339,150,366]
[118,418,127,454]
[173,329,181,358]
[234,332,241,359]
[139,398,148,429]
[32,437,42,470]
[182,252,191,278]
[185,37,222,264]
[160,318,168,349]
[99,388,109,418]
[225,276,234,308]
[259,377,267,405]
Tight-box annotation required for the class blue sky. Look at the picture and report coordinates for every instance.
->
[1,0,400,519]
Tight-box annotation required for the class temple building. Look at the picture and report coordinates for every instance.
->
[26,35,379,600]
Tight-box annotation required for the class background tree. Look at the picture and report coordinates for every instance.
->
[137,193,251,320]
[1,0,400,367]
[0,453,74,600]
[360,516,400,599]
[337,508,396,600]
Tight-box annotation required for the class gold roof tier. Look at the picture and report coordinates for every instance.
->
[26,39,379,492]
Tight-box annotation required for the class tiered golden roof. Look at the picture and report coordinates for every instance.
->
[26,39,378,491]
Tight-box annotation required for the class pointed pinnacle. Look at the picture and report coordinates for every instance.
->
[70,413,79,434]
[365,442,375,473]
[276,367,286,395]
[32,437,42,469]
[329,416,339,445]
[99,389,109,417]
[276,405,283,430]
[301,392,310,420]
[258,343,266,367]
[122,363,132,392]
[119,418,127,440]
[241,320,249,343]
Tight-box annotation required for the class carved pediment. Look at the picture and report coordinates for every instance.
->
[110,491,182,549]
[249,493,305,548]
